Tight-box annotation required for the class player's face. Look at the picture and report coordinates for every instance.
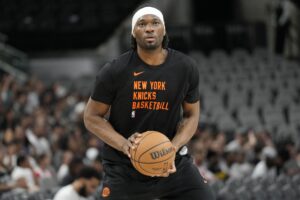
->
[133,14,165,50]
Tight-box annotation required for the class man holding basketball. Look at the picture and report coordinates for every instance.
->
[84,6,215,200]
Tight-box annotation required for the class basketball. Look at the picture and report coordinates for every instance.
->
[129,131,176,176]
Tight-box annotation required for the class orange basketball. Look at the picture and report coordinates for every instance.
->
[129,131,176,176]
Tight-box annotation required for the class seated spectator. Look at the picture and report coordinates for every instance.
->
[3,139,19,171]
[34,153,56,183]
[57,150,74,183]
[228,150,253,180]
[53,166,102,200]
[281,141,300,176]
[60,156,84,186]
[191,138,217,183]
[11,154,39,192]
[26,118,51,156]
[251,146,277,179]
[0,146,28,196]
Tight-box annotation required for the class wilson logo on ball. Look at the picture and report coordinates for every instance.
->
[150,146,173,159]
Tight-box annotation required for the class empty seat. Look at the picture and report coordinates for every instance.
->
[217,186,235,200]
[1,191,29,200]
[202,91,224,115]
[235,186,251,200]
[251,89,271,109]
[262,104,286,132]
[237,106,262,128]
[288,103,300,127]
[281,184,298,200]
[226,89,248,112]
[252,185,267,200]
[217,114,238,132]
[266,184,283,200]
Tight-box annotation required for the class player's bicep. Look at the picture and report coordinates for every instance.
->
[84,97,110,118]
[182,100,200,118]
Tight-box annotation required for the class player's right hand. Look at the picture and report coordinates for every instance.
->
[121,132,143,158]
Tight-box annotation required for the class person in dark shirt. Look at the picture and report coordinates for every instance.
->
[84,6,215,200]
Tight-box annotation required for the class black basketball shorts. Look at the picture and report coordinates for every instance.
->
[97,154,215,200]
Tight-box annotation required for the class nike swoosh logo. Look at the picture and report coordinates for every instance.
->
[133,71,144,76]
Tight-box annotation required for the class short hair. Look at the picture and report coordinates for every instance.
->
[69,156,83,167]
[36,153,48,163]
[16,154,27,166]
[77,166,102,180]
[131,34,169,50]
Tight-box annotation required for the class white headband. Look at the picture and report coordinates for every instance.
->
[131,6,165,35]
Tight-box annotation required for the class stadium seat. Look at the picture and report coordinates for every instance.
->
[236,105,261,129]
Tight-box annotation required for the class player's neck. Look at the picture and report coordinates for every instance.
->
[137,47,167,66]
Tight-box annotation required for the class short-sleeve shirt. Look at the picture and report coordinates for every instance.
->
[53,185,86,200]
[91,48,199,164]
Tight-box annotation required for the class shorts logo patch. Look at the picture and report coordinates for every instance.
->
[102,187,111,198]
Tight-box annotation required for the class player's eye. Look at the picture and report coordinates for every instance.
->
[153,21,160,25]
[137,22,146,27]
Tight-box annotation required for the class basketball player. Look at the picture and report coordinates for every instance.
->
[84,6,215,200]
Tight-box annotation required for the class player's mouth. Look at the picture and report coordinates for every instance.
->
[145,36,156,42]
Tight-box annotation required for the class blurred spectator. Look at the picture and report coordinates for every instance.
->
[209,131,226,155]
[26,117,51,156]
[2,139,19,171]
[13,91,28,118]
[14,125,31,154]
[0,74,14,110]
[191,138,217,183]
[227,150,253,180]
[275,0,300,59]
[278,140,300,176]
[53,166,102,200]
[1,148,28,196]
[1,146,28,195]
[251,146,278,179]
[60,156,84,186]
[33,153,55,182]
[11,154,39,192]
[25,77,42,114]
[225,128,257,162]
[206,149,228,181]
[0,108,17,130]
[57,151,73,183]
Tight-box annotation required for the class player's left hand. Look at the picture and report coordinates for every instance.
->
[152,146,177,177]
[161,160,177,177]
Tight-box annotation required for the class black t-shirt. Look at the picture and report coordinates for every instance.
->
[91,48,199,164]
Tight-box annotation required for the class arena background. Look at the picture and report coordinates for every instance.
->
[0,0,300,199]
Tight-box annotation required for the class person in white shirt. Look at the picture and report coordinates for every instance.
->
[53,166,101,200]
[251,146,277,179]
[11,154,39,192]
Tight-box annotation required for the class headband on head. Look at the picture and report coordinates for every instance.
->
[131,6,165,35]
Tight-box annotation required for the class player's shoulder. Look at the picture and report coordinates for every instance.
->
[112,50,134,66]
[99,50,134,73]
[169,48,197,66]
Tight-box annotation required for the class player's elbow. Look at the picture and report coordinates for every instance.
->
[83,107,93,130]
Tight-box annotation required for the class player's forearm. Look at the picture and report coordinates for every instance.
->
[172,116,198,151]
[172,104,200,151]
[84,114,127,152]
